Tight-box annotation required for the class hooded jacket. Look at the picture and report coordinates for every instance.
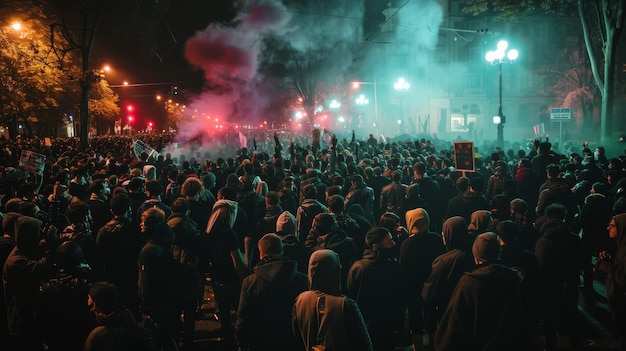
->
[400,209,446,308]
[236,256,307,350]
[422,216,475,314]
[435,263,524,351]
[3,216,54,335]
[293,250,373,351]
[467,210,493,241]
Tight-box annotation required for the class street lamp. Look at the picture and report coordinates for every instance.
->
[394,78,410,134]
[486,40,518,148]
[355,94,369,106]
[352,80,379,136]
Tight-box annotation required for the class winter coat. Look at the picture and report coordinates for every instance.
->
[36,267,95,350]
[236,256,308,350]
[400,209,446,314]
[534,219,584,299]
[345,181,375,219]
[422,217,475,318]
[96,217,141,310]
[445,190,490,224]
[379,181,407,216]
[296,199,328,242]
[535,178,576,219]
[346,249,404,343]
[435,264,524,351]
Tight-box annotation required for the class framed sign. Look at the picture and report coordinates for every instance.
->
[453,141,475,172]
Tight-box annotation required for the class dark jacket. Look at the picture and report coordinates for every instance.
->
[422,217,474,320]
[36,267,95,350]
[138,225,179,316]
[96,217,141,311]
[435,264,524,351]
[445,190,489,224]
[534,219,584,299]
[3,216,54,336]
[236,256,308,350]
[346,249,404,346]
[345,181,375,219]
[535,178,575,219]
[296,199,328,243]
[83,307,138,351]
[379,181,407,215]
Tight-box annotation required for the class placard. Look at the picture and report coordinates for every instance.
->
[18,150,46,173]
[453,141,475,172]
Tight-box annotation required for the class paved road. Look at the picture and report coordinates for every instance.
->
[187,277,621,351]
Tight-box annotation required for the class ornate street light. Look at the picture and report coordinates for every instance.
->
[486,40,518,148]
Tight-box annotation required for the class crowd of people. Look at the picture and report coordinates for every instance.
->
[1,131,626,351]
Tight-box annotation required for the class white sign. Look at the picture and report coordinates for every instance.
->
[550,108,571,120]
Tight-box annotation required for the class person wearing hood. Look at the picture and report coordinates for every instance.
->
[445,176,490,224]
[293,249,373,351]
[422,216,475,348]
[345,174,375,219]
[411,162,442,232]
[138,207,180,351]
[84,281,147,351]
[347,227,403,351]
[204,198,246,350]
[3,215,57,350]
[467,209,493,242]
[534,203,583,351]
[435,232,524,351]
[305,213,357,294]
[236,233,308,351]
[275,210,308,274]
[399,208,445,351]
[597,213,626,350]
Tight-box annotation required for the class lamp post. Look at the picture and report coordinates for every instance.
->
[486,40,518,148]
[394,77,410,135]
[352,79,379,136]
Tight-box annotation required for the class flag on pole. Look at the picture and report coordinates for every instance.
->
[239,132,248,148]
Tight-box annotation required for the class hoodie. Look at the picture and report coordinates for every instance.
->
[293,249,373,351]
[405,208,430,235]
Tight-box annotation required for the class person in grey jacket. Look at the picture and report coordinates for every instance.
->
[293,249,372,351]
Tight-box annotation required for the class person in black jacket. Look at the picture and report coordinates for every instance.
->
[96,193,141,320]
[347,227,404,351]
[422,216,475,349]
[399,208,445,351]
[236,233,308,351]
[36,241,95,351]
[305,213,357,294]
[138,207,180,351]
[534,203,584,351]
[435,232,524,351]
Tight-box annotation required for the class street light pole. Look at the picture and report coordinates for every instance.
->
[486,40,518,149]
